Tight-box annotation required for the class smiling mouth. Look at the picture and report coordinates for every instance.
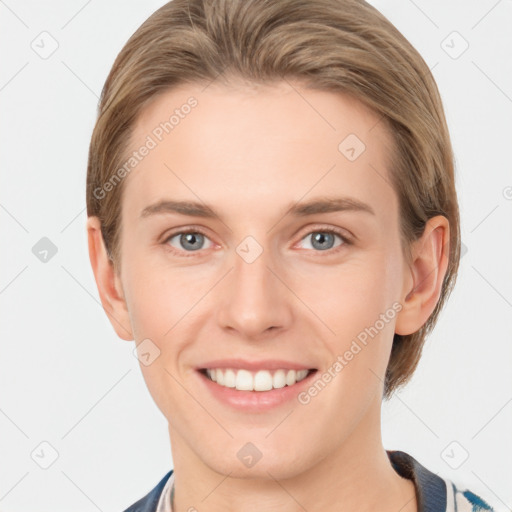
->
[198,368,318,392]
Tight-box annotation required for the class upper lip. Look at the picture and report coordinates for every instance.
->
[196,359,316,371]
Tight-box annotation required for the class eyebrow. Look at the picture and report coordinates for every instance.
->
[140,196,375,220]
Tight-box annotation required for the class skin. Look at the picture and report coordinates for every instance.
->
[87,79,449,512]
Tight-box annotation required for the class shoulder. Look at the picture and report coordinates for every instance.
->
[444,478,496,512]
[122,469,173,512]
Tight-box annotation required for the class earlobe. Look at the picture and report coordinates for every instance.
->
[86,216,134,341]
[395,215,450,336]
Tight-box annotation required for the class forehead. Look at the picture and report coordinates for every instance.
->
[122,80,397,225]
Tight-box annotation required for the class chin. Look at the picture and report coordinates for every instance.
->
[199,442,314,482]
[209,457,306,481]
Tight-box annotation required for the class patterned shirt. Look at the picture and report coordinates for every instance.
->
[123,450,496,512]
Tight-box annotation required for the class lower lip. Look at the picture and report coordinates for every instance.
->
[196,369,317,412]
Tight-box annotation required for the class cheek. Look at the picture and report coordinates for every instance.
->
[122,251,206,339]
[290,251,400,389]
[295,261,398,422]
[291,251,397,332]
[121,258,208,404]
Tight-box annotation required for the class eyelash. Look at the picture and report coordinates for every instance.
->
[162,226,353,258]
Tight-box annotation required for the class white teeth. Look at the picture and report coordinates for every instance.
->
[286,369,296,386]
[254,370,273,391]
[205,368,311,391]
[297,369,308,380]
[236,369,254,390]
[224,369,236,388]
[272,369,286,389]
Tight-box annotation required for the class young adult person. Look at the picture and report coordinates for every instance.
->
[85,1,496,510]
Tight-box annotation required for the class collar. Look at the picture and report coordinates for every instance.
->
[387,449,447,512]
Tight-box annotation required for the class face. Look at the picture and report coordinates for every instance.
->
[94,80,422,478]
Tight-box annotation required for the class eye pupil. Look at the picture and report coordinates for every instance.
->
[311,232,335,250]
[181,232,203,251]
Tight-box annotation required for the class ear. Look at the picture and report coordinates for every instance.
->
[86,216,134,341]
[395,215,450,336]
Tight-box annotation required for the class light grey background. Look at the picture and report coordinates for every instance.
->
[1,1,511,510]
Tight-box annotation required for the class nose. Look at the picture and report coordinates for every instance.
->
[216,241,293,340]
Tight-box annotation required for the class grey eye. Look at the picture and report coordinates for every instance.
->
[299,231,344,251]
[167,232,213,252]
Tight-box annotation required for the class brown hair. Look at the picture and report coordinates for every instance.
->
[86,0,460,400]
